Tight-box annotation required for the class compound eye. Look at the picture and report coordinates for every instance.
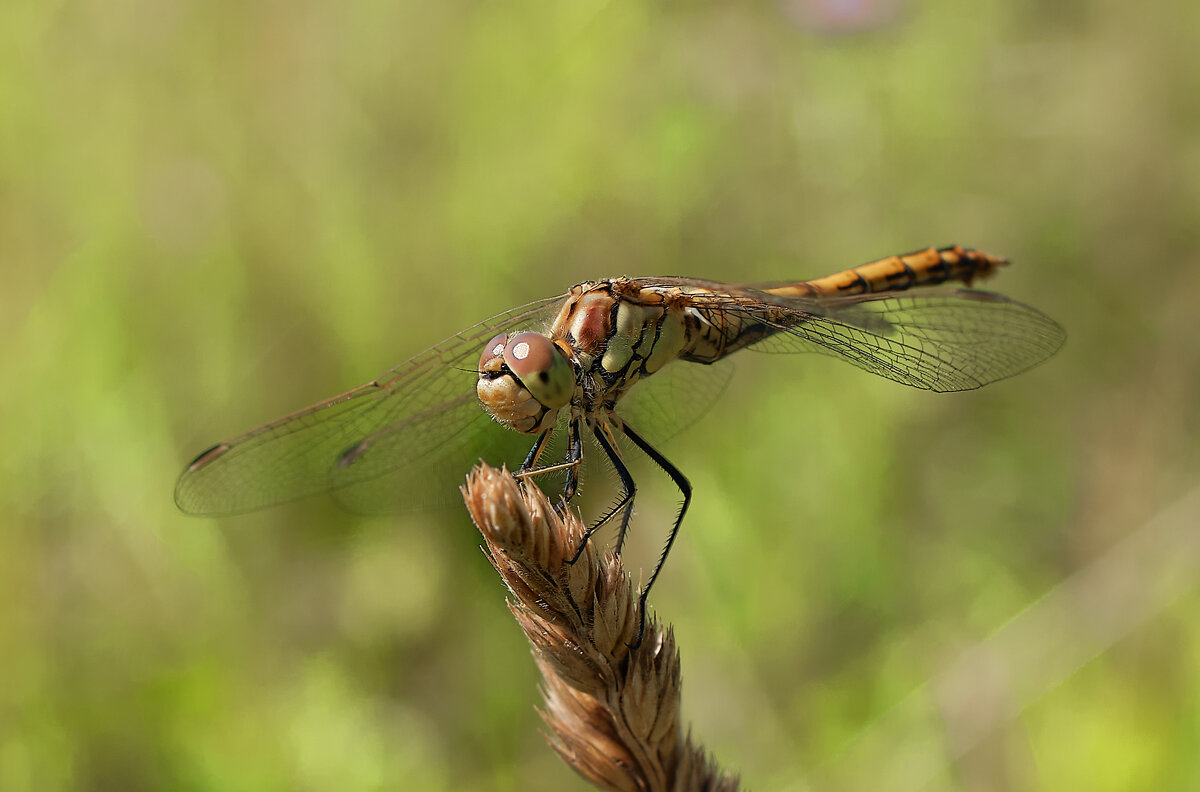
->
[503,332,573,409]
[479,333,508,372]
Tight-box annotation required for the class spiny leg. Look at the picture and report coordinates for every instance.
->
[561,417,583,503]
[517,428,553,473]
[548,417,583,517]
[514,425,580,479]
[594,423,638,550]
[568,422,637,565]
[620,421,691,650]
[513,419,584,516]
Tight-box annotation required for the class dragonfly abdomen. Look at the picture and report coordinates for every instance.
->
[770,245,1007,298]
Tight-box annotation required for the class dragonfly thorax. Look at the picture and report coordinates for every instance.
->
[476,331,575,434]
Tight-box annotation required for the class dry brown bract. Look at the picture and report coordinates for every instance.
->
[463,464,739,792]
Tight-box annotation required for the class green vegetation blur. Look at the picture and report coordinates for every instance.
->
[3,1,1198,790]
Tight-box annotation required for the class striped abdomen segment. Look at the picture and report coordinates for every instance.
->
[767,245,1007,299]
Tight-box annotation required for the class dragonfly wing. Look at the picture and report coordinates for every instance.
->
[616,357,736,446]
[715,287,1066,392]
[328,395,549,513]
[175,296,564,515]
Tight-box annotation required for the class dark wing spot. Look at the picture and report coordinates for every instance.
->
[955,288,1009,303]
[187,443,230,471]
[338,440,369,468]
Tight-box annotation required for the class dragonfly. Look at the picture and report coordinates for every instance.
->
[177,245,1065,645]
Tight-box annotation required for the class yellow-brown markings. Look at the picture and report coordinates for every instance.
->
[767,245,1007,299]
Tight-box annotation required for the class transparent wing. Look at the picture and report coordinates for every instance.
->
[616,358,735,446]
[661,284,1066,392]
[328,393,556,514]
[174,295,565,515]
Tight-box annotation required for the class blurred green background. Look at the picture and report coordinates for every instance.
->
[3,0,1199,789]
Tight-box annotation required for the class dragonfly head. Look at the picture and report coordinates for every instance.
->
[477,332,574,433]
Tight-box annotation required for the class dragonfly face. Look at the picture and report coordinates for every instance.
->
[476,332,574,434]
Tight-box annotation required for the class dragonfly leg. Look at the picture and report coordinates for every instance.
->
[567,422,636,566]
[539,418,584,517]
[619,421,691,651]
[517,428,553,473]
[513,428,577,478]
[557,417,583,512]
[512,420,584,515]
